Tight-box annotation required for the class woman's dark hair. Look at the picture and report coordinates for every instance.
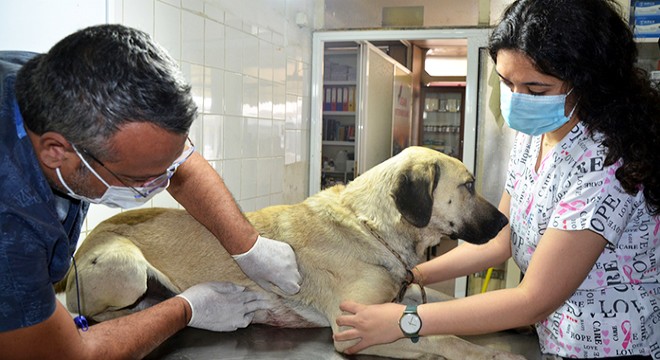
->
[14,24,197,159]
[489,0,660,215]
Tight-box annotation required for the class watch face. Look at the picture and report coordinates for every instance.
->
[400,313,421,334]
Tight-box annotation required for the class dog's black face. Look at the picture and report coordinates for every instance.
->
[449,193,508,245]
[391,148,508,245]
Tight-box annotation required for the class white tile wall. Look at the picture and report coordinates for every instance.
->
[123,0,155,35]
[81,0,313,237]
[242,76,260,118]
[202,114,223,160]
[204,67,224,114]
[181,11,205,65]
[154,2,181,59]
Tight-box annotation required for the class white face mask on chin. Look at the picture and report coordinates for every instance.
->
[55,149,167,209]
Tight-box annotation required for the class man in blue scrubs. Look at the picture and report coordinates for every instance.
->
[0,24,300,359]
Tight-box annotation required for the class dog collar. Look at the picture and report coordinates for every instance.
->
[361,220,427,304]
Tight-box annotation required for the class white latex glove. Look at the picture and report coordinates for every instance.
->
[176,282,269,332]
[232,235,302,295]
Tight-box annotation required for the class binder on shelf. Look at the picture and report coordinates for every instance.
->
[347,125,355,141]
[324,87,332,111]
[348,87,355,112]
[324,85,357,113]
[322,118,332,141]
[331,88,337,111]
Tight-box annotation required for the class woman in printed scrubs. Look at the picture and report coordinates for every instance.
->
[333,1,660,359]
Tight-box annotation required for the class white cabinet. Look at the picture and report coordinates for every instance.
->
[321,48,358,189]
[315,41,413,192]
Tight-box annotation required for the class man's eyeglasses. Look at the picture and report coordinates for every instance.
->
[77,137,195,198]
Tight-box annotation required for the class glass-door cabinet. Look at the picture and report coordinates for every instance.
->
[419,86,466,161]
[321,46,358,189]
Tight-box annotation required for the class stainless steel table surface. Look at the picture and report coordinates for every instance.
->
[145,325,542,359]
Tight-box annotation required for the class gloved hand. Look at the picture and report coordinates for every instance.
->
[232,235,302,295]
[176,282,269,332]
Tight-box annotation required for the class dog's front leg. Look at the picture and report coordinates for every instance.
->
[331,285,526,359]
[401,285,454,306]
[354,335,527,360]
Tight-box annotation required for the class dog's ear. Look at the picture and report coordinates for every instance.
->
[392,163,440,228]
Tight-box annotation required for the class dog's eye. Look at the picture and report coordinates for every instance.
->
[464,181,475,194]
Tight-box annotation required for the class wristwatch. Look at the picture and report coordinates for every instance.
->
[398,304,422,343]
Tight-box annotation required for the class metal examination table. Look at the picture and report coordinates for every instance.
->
[145,324,543,359]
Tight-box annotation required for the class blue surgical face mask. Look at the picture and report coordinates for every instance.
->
[500,82,577,136]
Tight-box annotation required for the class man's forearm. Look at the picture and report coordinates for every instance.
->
[81,296,190,359]
[168,152,258,254]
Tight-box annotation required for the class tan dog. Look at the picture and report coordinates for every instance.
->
[59,146,522,359]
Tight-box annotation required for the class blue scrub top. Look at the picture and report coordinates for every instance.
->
[0,51,89,331]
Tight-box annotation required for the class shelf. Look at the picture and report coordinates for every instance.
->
[323,111,356,116]
[423,125,461,133]
[324,80,357,86]
[634,37,660,42]
[423,144,447,151]
[322,141,355,146]
[424,110,461,114]
[322,170,351,174]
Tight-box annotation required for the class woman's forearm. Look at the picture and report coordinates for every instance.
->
[417,286,536,336]
[416,230,512,285]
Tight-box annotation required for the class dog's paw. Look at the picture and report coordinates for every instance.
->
[488,353,526,360]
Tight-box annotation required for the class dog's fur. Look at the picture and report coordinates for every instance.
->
[58,146,522,359]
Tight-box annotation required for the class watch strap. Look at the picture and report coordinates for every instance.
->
[401,304,421,343]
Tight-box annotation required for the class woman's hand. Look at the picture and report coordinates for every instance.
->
[333,300,406,354]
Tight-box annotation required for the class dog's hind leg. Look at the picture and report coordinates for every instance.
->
[66,236,180,322]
